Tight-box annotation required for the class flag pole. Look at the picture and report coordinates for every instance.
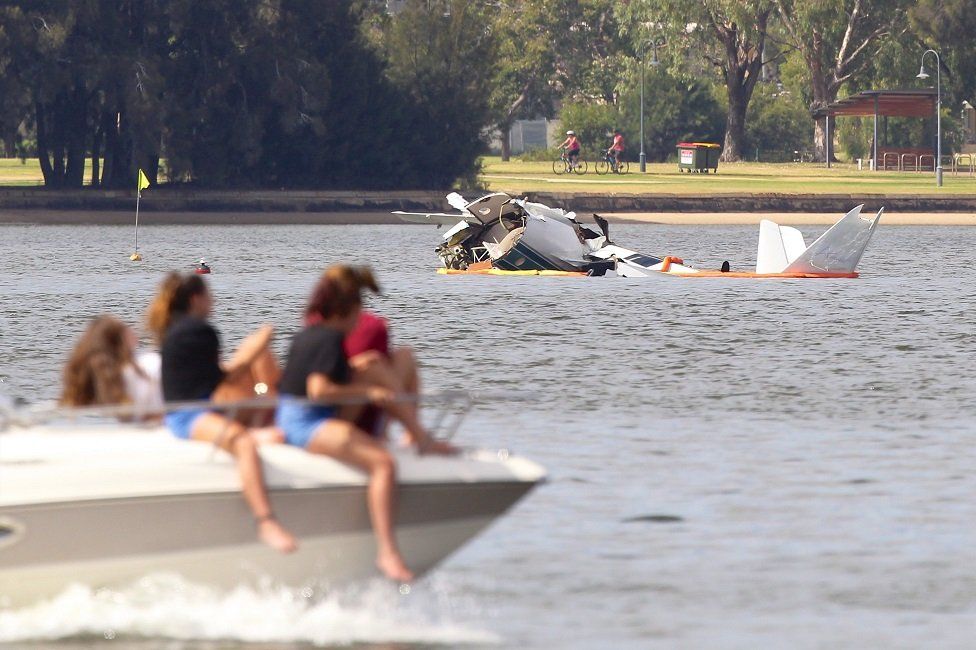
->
[131,171,143,261]
[135,189,140,250]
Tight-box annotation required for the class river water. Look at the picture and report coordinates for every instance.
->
[1,220,975,649]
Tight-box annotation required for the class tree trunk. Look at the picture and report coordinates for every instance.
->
[101,108,135,189]
[91,123,102,188]
[35,102,56,187]
[64,87,88,189]
[722,89,748,162]
[500,125,512,161]
[1,133,15,158]
[808,46,839,162]
[811,95,840,161]
[101,110,116,186]
[147,155,160,183]
[715,11,770,163]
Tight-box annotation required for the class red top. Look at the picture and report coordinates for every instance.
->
[344,311,390,359]
[612,134,625,151]
[343,311,390,438]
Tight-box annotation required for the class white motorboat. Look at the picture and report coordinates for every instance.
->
[396,193,881,279]
[0,424,545,608]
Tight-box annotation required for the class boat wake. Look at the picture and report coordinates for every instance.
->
[0,573,498,646]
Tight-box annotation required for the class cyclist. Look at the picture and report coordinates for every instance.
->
[559,130,581,168]
[607,129,625,170]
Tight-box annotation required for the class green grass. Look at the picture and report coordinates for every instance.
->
[2,155,974,195]
[478,156,976,195]
[0,157,108,187]
[0,158,45,186]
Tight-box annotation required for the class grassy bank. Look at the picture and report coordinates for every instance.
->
[4,155,975,197]
[478,156,976,195]
[0,158,44,186]
[0,158,108,186]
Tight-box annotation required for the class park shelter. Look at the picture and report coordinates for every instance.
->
[814,89,939,170]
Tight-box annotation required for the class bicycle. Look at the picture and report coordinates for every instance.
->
[595,150,629,175]
[552,150,588,175]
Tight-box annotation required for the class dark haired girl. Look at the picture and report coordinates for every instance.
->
[276,264,450,582]
[148,272,296,554]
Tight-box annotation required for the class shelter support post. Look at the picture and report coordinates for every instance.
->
[825,114,831,168]
[873,96,879,171]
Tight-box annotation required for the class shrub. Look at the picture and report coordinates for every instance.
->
[518,147,564,162]
[558,66,724,162]
[556,103,619,156]
[743,84,811,159]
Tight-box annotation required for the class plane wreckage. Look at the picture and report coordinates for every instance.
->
[393,192,881,279]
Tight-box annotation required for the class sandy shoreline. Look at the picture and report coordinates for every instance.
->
[2,208,975,226]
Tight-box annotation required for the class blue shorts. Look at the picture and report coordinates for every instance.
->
[275,396,337,448]
[164,409,209,440]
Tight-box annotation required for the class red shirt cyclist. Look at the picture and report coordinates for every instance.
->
[608,130,625,167]
[559,130,581,165]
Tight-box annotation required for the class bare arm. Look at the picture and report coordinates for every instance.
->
[307,372,392,407]
[222,325,274,381]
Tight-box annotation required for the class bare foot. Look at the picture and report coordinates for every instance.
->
[377,551,414,583]
[259,518,298,554]
[418,437,460,456]
[251,426,285,445]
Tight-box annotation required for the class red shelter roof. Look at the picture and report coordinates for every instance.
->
[815,89,938,118]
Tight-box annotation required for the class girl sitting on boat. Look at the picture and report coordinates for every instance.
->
[321,266,454,453]
[148,272,296,554]
[61,315,164,420]
[276,264,452,582]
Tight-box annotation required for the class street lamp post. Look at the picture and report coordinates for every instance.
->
[640,43,647,174]
[639,40,661,173]
[917,49,942,187]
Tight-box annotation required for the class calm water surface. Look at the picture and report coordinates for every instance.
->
[1,220,975,649]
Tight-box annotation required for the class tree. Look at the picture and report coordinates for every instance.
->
[2,0,497,190]
[488,2,558,161]
[376,0,498,187]
[621,0,777,162]
[486,0,630,160]
[776,0,909,160]
[0,9,32,158]
[0,2,167,188]
[909,0,976,106]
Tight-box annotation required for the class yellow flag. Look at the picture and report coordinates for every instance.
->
[137,169,151,192]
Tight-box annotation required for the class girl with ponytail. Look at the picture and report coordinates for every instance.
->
[149,272,296,554]
[276,264,452,583]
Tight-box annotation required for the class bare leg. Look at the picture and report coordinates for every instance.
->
[351,353,426,439]
[214,344,282,432]
[390,347,421,445]
[190,413,297,553]
[306,419,413,582]
[390,347,420,396]
[350,349,455,454]
[249,346,282,390]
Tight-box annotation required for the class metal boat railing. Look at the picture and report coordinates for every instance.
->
[0,391,476,441]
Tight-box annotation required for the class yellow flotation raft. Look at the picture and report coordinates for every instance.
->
[437,268,588,277]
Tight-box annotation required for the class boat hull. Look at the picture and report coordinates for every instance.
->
[0,506,516,608]
[0,429,544,608]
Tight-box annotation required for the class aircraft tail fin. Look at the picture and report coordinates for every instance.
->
[784,205,881,274]
[755,205,882,274]
[756,220,807,273]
